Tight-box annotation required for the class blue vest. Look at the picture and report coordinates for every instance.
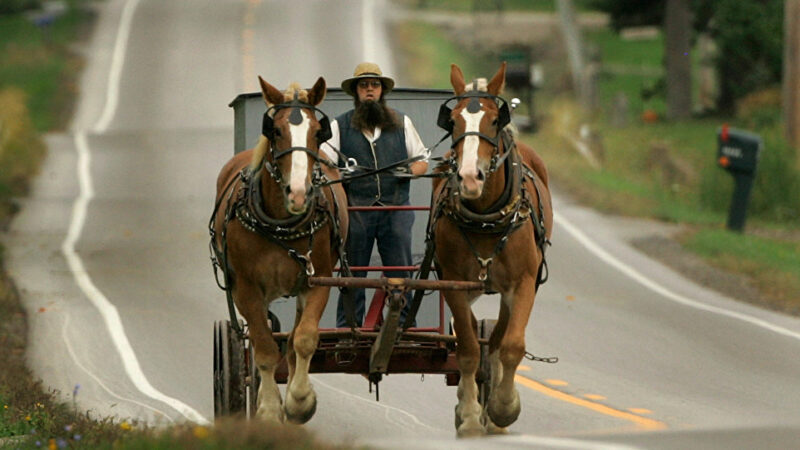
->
[337,109,410,206]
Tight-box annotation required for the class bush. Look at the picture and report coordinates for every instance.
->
[0,88,46,199]
[0,0,40,15]
[711,0,784,111]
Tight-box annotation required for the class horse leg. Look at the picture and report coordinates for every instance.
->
[448,292,485,437]
[284,286,327,424]
[237,283,284,424]
[284,302,303,400]
[488,276,537,428]
[484,302,510,435]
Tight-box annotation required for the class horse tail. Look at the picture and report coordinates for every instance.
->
[249,135,269,172]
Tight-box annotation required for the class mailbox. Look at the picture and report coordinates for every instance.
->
[500,46,531,90]
[717,126,762,174]
[715,125,762,232]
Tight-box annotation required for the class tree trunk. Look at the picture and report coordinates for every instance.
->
[665,0,693,119]
[784,0,800,157]
[556,0,590,108]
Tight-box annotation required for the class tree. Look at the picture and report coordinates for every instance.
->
[712,0,784,111]
[665,0,693,119]
[784,0,800,153]
[591,0,783,112]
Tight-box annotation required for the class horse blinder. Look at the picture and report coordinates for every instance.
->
[436,95,511,136]
[437,103,454,134]
[262,103,332,147]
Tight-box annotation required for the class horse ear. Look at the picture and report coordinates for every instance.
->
[487,62,506,96]
[307,77,327,106]
[450,64,466,96]
[258,76,285,106]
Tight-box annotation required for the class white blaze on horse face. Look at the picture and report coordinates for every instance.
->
[458,107,485,197]
[288,110,311,211]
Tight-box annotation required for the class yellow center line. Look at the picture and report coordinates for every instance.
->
[514,374,667,430]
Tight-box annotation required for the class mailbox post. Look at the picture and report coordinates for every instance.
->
[500,46,536,131]
[716,125,762,232]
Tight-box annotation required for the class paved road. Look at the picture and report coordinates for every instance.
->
[6,0,800,448]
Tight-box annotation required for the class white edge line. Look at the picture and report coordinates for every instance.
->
[67,133,209,425]
[62,0,210,424]
[313,376,442,432]
[554,211,800,341]
[61,313,176,423]
[92,0,140,134]
[492,434,641,450]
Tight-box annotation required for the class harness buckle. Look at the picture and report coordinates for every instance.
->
[345,157,357,173]
[477,257,493,282]
[299,250,315,276]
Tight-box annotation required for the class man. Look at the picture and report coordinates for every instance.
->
[322,62,428,328]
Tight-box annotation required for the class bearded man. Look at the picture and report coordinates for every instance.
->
[321,62,428,328]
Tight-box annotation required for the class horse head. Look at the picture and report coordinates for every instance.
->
[257,76,330,215]
[443,63,510,200]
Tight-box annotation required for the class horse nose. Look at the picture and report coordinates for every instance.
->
[457,168,484,199]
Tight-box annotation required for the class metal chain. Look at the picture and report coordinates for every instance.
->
[524,351,558,364]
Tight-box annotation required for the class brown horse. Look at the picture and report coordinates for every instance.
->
[211,76,347,424]
[431,63,553,437]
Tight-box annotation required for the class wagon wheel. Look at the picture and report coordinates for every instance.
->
[213,320,247,418]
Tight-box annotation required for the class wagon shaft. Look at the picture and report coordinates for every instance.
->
[308,276,484,291]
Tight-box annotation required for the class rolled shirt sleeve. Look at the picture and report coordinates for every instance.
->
[320,119,340,164]
[404,115,428,161]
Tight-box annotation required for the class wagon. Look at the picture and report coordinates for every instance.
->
[213,87,502,418]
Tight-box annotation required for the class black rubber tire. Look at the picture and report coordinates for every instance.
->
[213,320,247,418]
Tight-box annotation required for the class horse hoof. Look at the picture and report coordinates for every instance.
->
[488,391,520,428]
[456,419,486,438]
[285,393,317,424]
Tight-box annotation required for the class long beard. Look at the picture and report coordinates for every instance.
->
[352,99,398,131]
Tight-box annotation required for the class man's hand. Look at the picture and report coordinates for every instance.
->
[391,165,414,177]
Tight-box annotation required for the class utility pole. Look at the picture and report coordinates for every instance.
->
[556,0,591,108]
[665,0,693,119]
[784,0,800,161]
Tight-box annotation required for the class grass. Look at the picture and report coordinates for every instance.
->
[0,7,91,132]
[391,2,800,311]
[681,229,800,313]
[391,0,598,12]
[391,21,491,89]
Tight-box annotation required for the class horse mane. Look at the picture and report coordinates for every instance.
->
[249,83,311,171]
[464,78,488,93]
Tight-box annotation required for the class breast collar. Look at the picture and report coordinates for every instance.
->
[440,132,531,235]
[234,168,329,241]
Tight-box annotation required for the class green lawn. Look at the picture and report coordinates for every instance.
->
[392,0,597,13]
[391,4,800,310]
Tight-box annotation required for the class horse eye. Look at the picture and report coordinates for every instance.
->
[273,129,282,138]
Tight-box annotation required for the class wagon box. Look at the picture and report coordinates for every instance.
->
[230,87,452,155]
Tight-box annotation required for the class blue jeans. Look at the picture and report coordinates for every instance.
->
[336,208,416,327]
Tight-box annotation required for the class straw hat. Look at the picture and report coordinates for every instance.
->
[341,62,395,97]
